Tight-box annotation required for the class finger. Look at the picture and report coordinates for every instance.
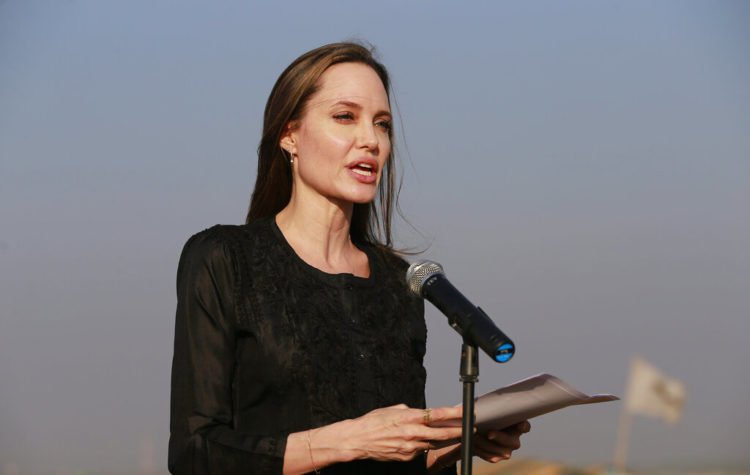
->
[495,424,525,440]
[475,444,512,463]
[421,405,463,422]
[515,420,531,434]
[477,433,516,453]
[405,406,462,426]
[484,430,521,450]
[502,420,531,435]
[427,438,462,450]
[421,425,464,442]
[474,434,516,463]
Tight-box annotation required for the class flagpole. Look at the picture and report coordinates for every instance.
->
[612,399,631,473]
[613,356,636,474]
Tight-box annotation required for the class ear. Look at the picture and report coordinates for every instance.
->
[279,122,297,155]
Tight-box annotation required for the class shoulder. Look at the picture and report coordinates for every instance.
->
[177,220,276,278]
[176,225,238,285]
[180,220,272,258]
[179,224,241,262]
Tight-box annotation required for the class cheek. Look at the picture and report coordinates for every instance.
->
[323,128,355,155]
[300,124,352,157]
[296,130,353,187]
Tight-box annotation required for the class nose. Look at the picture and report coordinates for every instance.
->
[356,122,379,152]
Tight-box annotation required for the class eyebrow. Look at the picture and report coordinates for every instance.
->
[329,100,392,118]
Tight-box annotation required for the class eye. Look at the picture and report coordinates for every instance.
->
[375,119,392,133]
[333,112,355,122]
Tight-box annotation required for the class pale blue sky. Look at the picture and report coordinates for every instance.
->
[1,1,749,473]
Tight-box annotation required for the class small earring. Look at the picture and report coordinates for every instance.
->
[283,148,294,166]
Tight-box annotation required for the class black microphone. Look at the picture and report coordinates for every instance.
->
[406,261,515,363]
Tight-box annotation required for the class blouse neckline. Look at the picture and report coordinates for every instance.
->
[269,216,377,289]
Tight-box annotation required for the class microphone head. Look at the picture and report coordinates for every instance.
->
[406,260,445,296]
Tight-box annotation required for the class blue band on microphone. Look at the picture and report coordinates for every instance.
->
[494,343,515,363]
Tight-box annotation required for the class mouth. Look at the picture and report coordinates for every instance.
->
[348,160,378,177]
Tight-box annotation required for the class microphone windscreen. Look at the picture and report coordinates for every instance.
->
[406,260,444,296]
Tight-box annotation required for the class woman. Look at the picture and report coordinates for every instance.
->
[169,42,529,474]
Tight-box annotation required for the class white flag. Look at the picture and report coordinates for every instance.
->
[624,356,685,424]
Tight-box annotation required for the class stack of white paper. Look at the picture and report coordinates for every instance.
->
[439,373,619,432]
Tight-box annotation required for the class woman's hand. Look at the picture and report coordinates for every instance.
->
[313,404,464,464]
[473,421,531,462]
[426,420,531,472]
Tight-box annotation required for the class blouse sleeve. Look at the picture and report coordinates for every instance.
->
[168,229,287,474]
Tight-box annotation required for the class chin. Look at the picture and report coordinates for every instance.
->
[347,194,377,205]
[338,186,379,205]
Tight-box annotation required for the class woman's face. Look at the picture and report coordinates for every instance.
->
[282,62,392,206]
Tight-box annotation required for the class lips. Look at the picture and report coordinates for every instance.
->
[347,159,379,184]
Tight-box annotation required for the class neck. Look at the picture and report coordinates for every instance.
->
[276,187,365,275]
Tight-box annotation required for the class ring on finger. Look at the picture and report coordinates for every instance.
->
[423,408,433,424]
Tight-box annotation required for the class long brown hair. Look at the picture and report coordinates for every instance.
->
[246,41,399,250]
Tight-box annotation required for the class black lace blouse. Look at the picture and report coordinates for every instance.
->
[168,217,449,474]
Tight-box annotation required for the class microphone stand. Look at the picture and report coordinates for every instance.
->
[459,340,478,475]
[405,261,515,474]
